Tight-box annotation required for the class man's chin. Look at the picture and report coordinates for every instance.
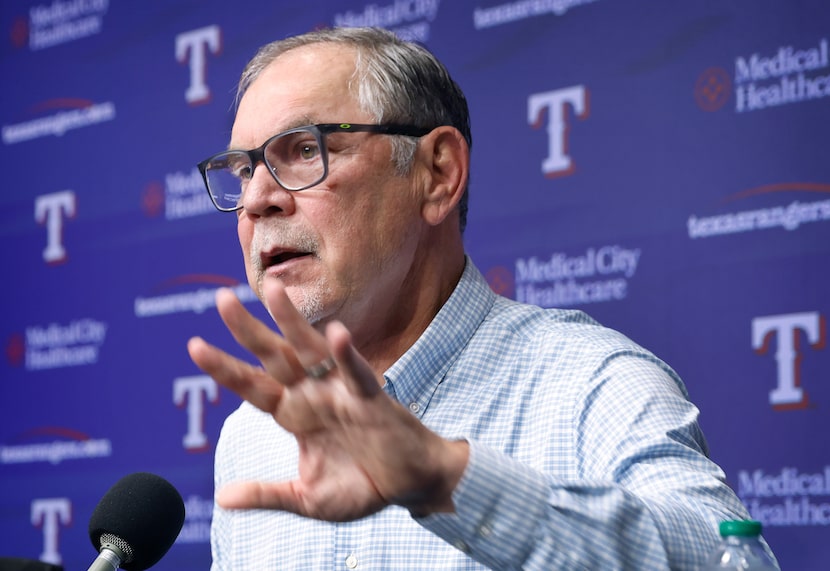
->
[253,272,331,324]
[284,285,328,324]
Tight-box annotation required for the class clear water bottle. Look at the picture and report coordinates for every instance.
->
[702,520,779,570]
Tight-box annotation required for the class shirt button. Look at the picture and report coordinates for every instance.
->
[479,521,493,537]
[408,402,420,413]
[453,539,470,553]
[345,553,358,569]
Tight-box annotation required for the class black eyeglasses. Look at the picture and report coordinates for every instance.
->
[197,123,432,212]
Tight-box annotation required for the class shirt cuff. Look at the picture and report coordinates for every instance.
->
[415,439,550,569]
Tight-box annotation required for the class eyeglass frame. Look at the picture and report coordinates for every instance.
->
[197,122,433,212]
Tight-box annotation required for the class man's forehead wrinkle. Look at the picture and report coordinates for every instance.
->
[295,42,361,101]
[228,44,362,151]
[228,113,316,151]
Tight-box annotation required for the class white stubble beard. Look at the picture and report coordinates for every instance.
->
[249,223,331,324]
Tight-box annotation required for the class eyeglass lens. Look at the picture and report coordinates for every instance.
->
[204,127,327,210]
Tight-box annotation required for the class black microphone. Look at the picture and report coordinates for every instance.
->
[87,472,186,571]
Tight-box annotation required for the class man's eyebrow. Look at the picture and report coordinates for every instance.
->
[227,116,317,151]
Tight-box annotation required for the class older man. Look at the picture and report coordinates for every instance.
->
[189,26,757,570]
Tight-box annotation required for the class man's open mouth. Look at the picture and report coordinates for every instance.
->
[262,249,312,269]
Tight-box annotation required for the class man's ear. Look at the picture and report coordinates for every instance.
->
[417,126,469,226]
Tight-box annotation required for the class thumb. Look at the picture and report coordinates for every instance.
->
[216,480,301,513]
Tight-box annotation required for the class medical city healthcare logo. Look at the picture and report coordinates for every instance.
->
[492,243,642,308]
[177,494,212,544]
[739,466,830,527]
[695,37,830,113]
[333,0,441,43]
[10,0,109,51]
[485,266,515,298]
[8,318,109,371]
[142,168,215,220]
[694,67,731,112]
[735,37,829,113]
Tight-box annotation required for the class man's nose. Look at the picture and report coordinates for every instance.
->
[239,163,296,216]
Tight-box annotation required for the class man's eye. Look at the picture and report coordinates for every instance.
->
[298,143,320,160]
[231,163,252,179]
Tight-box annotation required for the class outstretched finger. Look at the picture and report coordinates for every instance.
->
[262,280,332,372]
[214,287,305,384]
[187,336,283,412]
[325,321,382,397]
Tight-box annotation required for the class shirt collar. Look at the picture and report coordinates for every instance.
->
[383,257,496,414]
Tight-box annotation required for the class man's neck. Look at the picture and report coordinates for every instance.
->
[354,250,466,378]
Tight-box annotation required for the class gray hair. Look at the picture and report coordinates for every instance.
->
[237,27,471,232]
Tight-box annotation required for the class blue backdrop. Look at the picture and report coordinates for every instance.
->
[1,0,828,568]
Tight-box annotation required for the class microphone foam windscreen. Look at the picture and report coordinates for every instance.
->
[88,472,186,571]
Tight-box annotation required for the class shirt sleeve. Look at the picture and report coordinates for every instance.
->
[416,351,753,570]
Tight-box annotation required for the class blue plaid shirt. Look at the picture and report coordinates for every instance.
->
[211,258,750,570]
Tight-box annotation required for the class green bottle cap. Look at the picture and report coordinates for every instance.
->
[719,520,762,537]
